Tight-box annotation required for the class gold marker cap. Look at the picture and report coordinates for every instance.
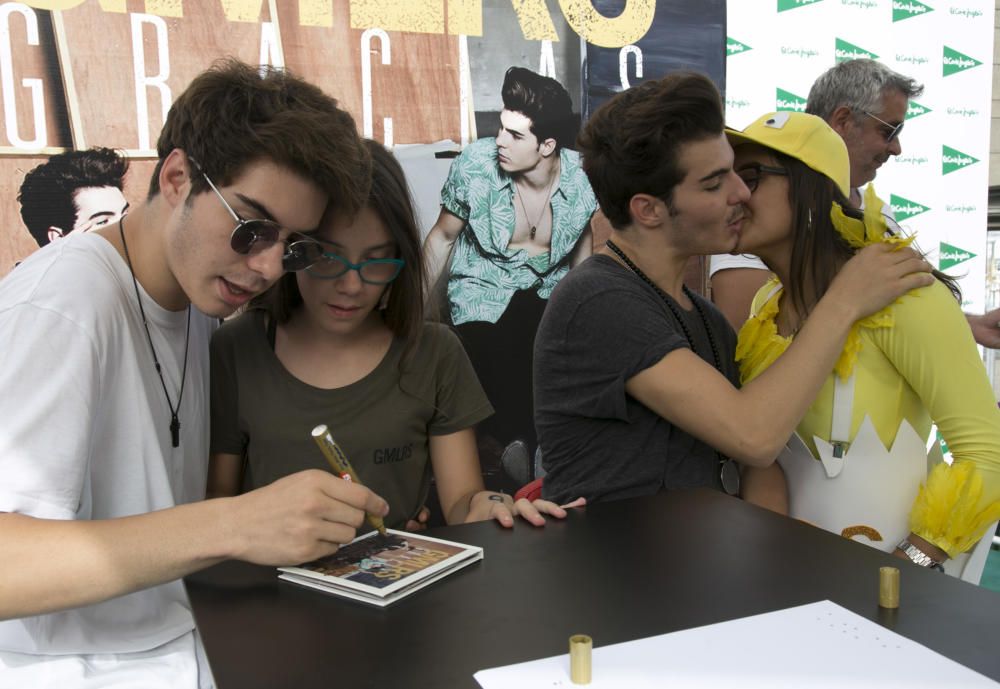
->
[569,634,592,685]
[879,566,900,609]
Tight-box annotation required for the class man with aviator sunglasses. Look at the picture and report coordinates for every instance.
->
[711,59,1000,350]
[191,155,325,274]
[0,61,383,688]
[711,60,916,325]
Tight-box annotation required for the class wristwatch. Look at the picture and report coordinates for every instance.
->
[896,539,945,572]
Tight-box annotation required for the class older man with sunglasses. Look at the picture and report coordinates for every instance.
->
[710,59,1000,349]
[0,61,384,688]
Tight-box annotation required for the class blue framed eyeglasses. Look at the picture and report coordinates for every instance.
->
[863,111,904,143]
[304,252,405,284]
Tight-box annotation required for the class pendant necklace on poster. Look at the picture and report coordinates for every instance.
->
[605,239,741,496]
[119,217,191,448]
[514,161,559,241]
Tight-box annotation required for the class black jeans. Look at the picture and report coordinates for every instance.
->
[455,289,547,491]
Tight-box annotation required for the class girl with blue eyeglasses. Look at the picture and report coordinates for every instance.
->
[208,140,580,529]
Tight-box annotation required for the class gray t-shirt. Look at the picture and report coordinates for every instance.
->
[211,313,493,528]
[534,255,739,504]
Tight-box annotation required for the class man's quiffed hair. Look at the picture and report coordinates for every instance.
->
[18,147,129,246]
[149,59,371,216]
[577,71,724,229]
[806,59,923,121]
[501,66,576,151]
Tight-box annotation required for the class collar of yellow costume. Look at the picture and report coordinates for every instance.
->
[735,185,915,385]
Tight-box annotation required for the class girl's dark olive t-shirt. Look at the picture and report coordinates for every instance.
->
[210,312,493,528]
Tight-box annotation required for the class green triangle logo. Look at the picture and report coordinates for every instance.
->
[893,0,933,21]
[943,46,982,76]
[776,88,807,112]
[939,242,976,270]
[727,38,752,56]
[942,145,978,174]
[906,101,931,119]
[889,194,930,220]
[835,38,878,63]
[778,0,823,11]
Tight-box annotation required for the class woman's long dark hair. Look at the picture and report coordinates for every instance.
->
[777,153,960,321]
[250,139,425,356]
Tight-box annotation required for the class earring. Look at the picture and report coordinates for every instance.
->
[378,288,391,311]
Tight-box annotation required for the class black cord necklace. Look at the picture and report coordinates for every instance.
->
[605,239,740,495]
[119,217,191,448]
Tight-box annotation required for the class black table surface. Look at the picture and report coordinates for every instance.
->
[186,489,1000,688]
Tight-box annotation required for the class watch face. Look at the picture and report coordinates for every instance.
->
[720,458,740,496]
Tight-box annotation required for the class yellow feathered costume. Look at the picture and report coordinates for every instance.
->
[737,186,1000,559]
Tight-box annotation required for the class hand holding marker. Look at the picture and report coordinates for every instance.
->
[311,424,388,537]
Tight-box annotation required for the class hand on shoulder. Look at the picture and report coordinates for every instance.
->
[826,244,933,322]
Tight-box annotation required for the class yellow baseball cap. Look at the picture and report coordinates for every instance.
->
[726,111,851,197]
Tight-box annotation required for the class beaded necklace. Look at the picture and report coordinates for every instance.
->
[605,239,740,495]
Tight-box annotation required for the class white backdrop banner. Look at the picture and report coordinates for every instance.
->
[727,0,994,311]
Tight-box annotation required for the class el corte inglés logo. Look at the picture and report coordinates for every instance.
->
[942,145,978,174]
[896,54,929,66]
[727,38,751,56]
[775,88,807,112]
[889,194,930,220]
[835,38,878,63]
[893,0,933,21]
[943,46,982,76]
[777,0,823,12]
[939,242,976,270]
[950,7,983,19]
[906,101,931,119]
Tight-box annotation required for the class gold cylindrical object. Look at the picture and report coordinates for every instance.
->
[569,634,592,685]
[311,424,387,536]
[879,566,900,609]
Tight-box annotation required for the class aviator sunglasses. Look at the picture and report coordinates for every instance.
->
[188,157,323,272]
[863,111,904,143]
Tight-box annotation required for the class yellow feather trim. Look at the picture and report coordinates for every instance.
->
[736,279,894,384]
[909,461,1000,558]
[829,185,915,251]
[737,186,912,384]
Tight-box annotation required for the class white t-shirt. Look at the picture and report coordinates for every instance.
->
[0,233,215,684]
[709,192,903,277]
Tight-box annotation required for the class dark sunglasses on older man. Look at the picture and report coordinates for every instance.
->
[863,111,904,143]
[188,157,324,272]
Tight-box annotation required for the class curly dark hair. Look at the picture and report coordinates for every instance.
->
[501,66,576,151]
[577,71,724,229]
[148,59,370,219]
[17,147,128,246]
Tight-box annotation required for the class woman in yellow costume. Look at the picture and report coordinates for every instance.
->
[728,111,1000,581]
